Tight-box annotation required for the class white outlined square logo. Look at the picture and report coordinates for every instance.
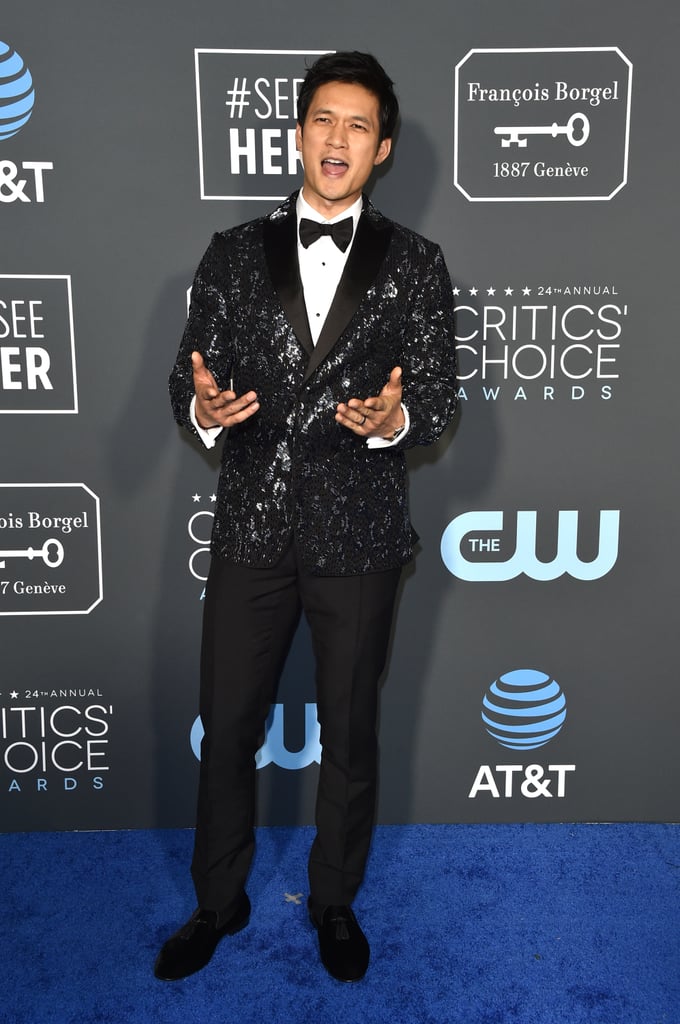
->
[454,47,632,202]
[0,484,102,615]
[0,276,77,413]
[195,48,331,201]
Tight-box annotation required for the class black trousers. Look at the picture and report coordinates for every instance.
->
[191,541,401,921]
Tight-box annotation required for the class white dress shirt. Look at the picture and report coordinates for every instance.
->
[297,190,362,344]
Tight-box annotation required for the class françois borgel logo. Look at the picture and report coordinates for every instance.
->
[195,48,331,201]
[454,47,632,201]
[0,40,52,203]
[0,276,78,413]
[0,484,102,615]
[441,510,619,582]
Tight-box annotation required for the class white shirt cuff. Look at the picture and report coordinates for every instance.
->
[190,395,223,449]
[189,396,409,450]
[366,404,410,448]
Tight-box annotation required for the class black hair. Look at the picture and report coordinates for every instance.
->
[296,51,399,143]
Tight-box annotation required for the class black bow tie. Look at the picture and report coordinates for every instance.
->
[299,216,354,252]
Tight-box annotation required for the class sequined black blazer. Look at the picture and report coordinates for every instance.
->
[169,193,457,575]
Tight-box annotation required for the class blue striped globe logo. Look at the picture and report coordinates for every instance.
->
[0,41,35,141]
[482,669,567,750]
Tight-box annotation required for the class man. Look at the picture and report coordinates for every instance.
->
[156,51,457,984]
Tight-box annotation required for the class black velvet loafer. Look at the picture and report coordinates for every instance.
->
[309,902,370,982]
[154,891,250,981]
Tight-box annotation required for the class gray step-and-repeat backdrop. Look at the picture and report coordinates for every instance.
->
[1,1,678,831]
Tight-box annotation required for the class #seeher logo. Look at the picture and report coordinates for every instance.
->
[0,41,35,141]
[482,668,567,750]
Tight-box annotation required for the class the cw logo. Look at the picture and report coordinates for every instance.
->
[191,702,321,770]
[440,510,620,581]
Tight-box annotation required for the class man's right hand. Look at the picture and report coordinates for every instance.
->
[192,351,259,429]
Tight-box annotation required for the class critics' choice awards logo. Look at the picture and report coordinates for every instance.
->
[0,276,78,413]
[187,491,215,590]
[1,693,112,794]
[195,48,331,200]
[0,484,102,615]
[441,510,619,582]
[454,47,632,201]
[469,669,574,800]
[454,283,626,404]
[0,40,52,203]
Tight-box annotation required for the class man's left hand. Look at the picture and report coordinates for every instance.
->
[336,366,405,439]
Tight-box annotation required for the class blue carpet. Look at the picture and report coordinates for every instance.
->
[2,824,678,1023]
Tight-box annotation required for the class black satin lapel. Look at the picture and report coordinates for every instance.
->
[302,214,393,383]
[263,212,314,358]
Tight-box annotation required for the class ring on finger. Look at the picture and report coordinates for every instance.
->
[359,414,367,425]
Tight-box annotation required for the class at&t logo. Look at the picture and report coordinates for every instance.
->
[0,40,53,203]
[468,763,575,799]
[0,159,52,203]
[482,669,566,749]
[0,41,34,140]
[441,509,619,581]
[469,668,574,799]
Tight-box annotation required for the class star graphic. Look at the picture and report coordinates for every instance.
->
[452,286,461,296]
[522,286,531,296]
[210,494,217,503]
[487,287,496,296]
[469,286,478,297]
[10,691,18,699]
[504,287,514,296]
[192,493,201,503]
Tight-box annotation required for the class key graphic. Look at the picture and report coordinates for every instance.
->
[0,538,65,570]
[494,112,590,148]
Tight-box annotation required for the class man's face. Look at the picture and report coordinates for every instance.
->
[295,80,391,216]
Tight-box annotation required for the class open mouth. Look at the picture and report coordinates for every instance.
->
[321,158,348,176]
